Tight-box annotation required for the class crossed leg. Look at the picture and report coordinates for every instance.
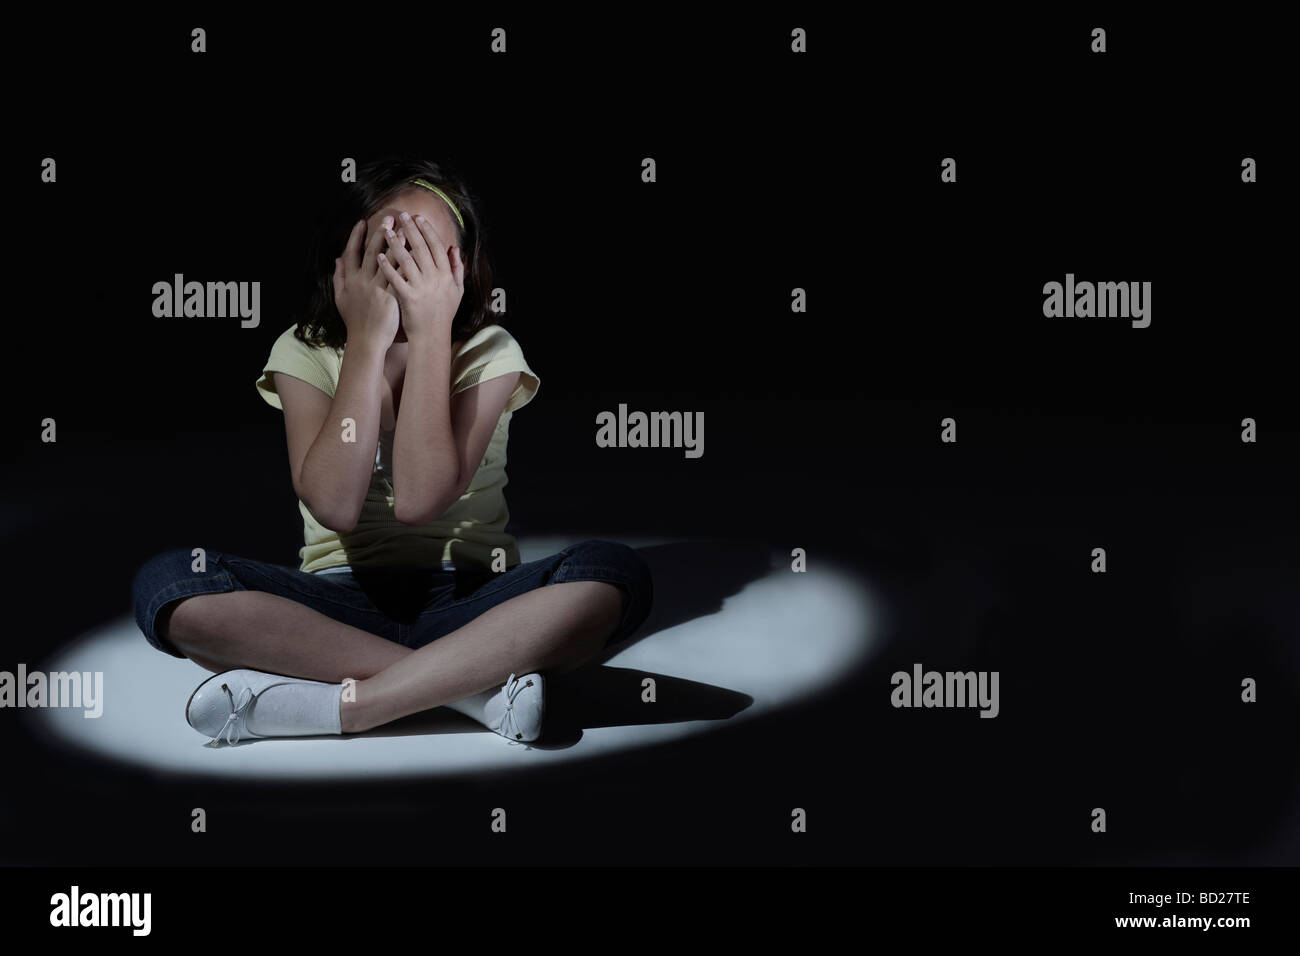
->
[160,579,625,733]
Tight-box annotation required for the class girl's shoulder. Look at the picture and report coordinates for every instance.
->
[460,321,521,349]
[452,322,541,414]
[256,323,341,409]
[454,322,531,369]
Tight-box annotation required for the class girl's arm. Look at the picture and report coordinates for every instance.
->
[275,341,386,533]
[391,329,456,524]
[277,216,400,532]
[379,211,517,524]
[392,330,518,524]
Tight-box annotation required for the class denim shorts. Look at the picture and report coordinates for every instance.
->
[130,539,654,660]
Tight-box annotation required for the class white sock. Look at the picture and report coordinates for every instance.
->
[246,678,344,737]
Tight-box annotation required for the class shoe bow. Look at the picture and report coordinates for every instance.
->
[210,682,255,746]
[500,673,529,746]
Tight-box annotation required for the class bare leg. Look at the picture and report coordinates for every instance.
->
[162,591,413,682]
[342,580,624,733]
[161,580,627,733]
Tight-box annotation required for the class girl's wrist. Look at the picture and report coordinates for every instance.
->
[404,319,453,345]
[343,335,389,364]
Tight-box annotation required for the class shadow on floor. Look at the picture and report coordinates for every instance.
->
[347,539,772,747]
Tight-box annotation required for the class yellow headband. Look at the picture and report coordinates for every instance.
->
[410,179,465,230]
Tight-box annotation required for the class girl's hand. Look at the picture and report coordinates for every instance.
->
[333,217,401,351]
[376,211,465,342]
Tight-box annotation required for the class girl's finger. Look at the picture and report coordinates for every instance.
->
[342,218,367,273]
[412,215,450,273]
[332,257,344,298]
[384,225,420,279]
[451,247,465,290]
[362,216,394,280]
[397,212,435,274]
[376,252,406,292]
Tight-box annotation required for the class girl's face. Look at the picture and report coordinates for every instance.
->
[364,187,463,346]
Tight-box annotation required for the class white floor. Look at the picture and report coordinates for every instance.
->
[28,537,878,781]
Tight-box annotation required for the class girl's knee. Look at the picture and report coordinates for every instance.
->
[132,549,190,619]
[581,579,627,623]
[131,547,228,658]
[565,539,650,583]
[132,547,202,596]
[161,592,219,641]
[561,540,654,640]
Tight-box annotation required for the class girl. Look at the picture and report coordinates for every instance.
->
[130,157,653,747]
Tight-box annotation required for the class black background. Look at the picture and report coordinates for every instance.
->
[1,7,1295,936]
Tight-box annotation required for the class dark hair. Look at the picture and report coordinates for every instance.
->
[294,156,501,351]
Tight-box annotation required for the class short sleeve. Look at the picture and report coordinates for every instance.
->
[255,324,338,410]
[451,324,541,413]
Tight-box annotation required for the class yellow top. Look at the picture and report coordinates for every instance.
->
[254,322,540,573]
